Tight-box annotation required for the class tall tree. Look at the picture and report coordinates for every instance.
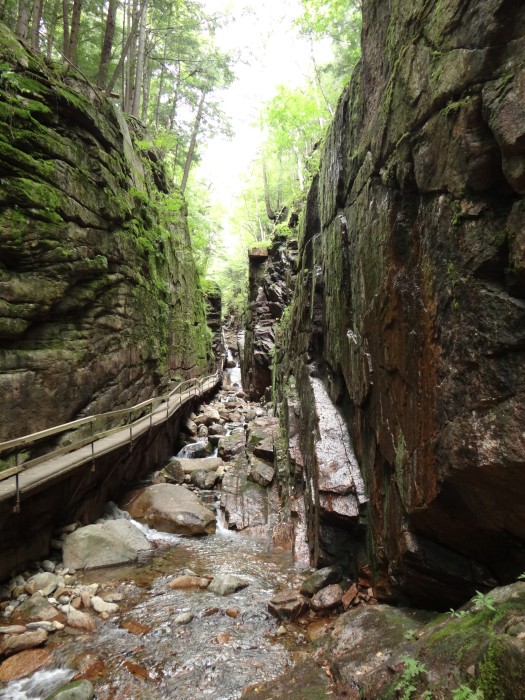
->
[106,0,143,94]
[181,88,207,193]
[131,0,148,117]
[30,0,43,49]
[16,0,30,40]
[97,0,118,89]
[61,0,69,58]
[66,0,83,65]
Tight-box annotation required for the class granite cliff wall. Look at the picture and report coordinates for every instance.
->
[0,26,211,447]
[275,0,525,607]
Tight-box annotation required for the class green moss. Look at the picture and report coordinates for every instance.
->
[395,430,406,501]
[442,96,474,118]
[477,643,504,700]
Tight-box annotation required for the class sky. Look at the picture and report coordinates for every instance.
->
[196,0,322,249]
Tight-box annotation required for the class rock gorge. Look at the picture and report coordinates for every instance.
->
[254,0,525,609]
[0,0,523,619]
[0,23,212,445]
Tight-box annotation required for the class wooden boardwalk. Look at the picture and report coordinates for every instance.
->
[0,373,220,507]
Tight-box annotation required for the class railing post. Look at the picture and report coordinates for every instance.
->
[90,419,96,472]
[129,421,133,452]
[150,402,153,429]
[13,452,20,513]
[166,393,169,419]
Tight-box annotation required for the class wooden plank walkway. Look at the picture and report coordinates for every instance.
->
[0,374,220,506]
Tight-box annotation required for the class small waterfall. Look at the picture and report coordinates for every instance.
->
[175,441,210,458]
[0,668,75,700]
[97,501,181,544]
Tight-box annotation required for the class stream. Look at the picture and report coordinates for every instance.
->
[1,359,308,700]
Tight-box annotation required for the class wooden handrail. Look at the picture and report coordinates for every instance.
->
[0,370,221,483]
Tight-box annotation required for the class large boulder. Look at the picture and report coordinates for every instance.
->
[62,520,152,570]
[174,457,224,475]
[120,484,216,535]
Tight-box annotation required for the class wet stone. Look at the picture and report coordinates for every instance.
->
[168,575,210,590]
[250,458,275,487]
[0,647,54,682]
[300,566,342,598]
[47,679,94,699]
[175,612,194,625]
[207,574,249,596]
[0,628,48,656]
[268,591,308,621]
[310,584,344,612]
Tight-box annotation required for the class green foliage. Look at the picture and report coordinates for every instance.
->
[449,608,469,619]
[452,686,484,700]
[296,0,362,83]
[403,629,418,641]
[472,591,496,613]
[395,656,428,700]
[185,176,225,279]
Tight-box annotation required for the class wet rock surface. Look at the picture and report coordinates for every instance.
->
[273,0,525,607]
[120,483,216,536]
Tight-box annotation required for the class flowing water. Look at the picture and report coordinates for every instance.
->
[2,509,305,700]
[1,356,305,699]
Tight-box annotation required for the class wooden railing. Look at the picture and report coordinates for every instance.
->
[0,370,221,503]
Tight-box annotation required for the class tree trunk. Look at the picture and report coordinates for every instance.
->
[45,0,60,59]
[131,0,147,117]
[168,61,181,130]
[180,90,207,194]
[154,62,166,127]
[30,0,43,49]
[0,0,6,23]
[97,0,118,89]
[106,1,144,95]
[124,0,138,112]
[141,44,152,122]
[62,0,69,58]
[262,157,276,221]
[67,0,83,65]
[16,0,31,40]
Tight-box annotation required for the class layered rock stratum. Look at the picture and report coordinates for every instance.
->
[0,25,211,444]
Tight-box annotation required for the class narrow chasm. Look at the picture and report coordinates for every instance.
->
[1,0,525,698]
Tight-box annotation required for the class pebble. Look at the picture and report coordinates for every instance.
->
[41,560,56,573]
[91,596,119,615]
[175,612,194,625]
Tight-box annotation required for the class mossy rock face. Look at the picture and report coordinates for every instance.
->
[0,25,211,443]
[272,0,525,607]
[246,585,525,699]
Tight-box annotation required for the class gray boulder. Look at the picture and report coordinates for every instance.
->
[62,520,151,570]
[208,574,249,596]
[300,566,342,597]
[121,484,216,535]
